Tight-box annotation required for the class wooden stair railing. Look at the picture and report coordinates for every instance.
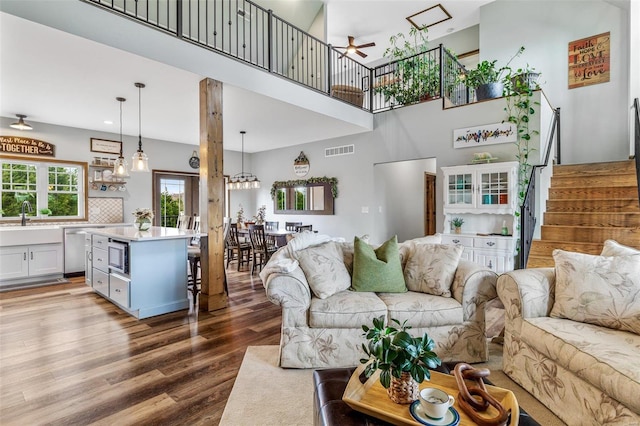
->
[526,159,640,268]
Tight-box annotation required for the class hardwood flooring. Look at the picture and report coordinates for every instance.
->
[0,265,282,425]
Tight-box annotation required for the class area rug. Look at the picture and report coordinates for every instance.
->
[221,344,565,425]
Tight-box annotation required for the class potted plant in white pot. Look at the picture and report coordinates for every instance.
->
[375,27,440,106]
[39,208,52,218]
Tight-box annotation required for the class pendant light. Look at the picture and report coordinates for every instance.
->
[130,82,149,172]
[228,131,260,190]
[10,114,33,130]
[113,97,130,178]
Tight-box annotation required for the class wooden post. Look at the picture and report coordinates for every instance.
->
[198,78,227,311]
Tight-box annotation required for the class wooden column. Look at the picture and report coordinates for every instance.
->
[198,78,228,311]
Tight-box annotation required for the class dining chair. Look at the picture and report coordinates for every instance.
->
[265,221,279,231]
[285,221,302,231]
[248,224,277,274]
[295,224,313,233]
[226,223,251,271]
[176,212,190,230]
[187,215,201,305]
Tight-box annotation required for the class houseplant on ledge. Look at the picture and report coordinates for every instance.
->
[39,208,52,217]
[460,46,525,101]
[375,26,439,106]
[361,316,441,404]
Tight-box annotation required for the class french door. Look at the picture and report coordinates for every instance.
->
[152,171,199,227]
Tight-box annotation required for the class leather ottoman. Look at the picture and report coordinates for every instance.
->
[313,364,540,426]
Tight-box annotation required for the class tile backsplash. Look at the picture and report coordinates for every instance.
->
[88,197,124,223]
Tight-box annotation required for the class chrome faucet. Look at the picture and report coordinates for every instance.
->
[21,200,32,226]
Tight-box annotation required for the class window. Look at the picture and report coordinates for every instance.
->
[0,156,87,220]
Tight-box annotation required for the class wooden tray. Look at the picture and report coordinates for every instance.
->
[343,364,519,425]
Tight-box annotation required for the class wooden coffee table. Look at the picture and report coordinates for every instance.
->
[342,364,519,425]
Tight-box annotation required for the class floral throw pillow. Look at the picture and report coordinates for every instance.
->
[296,241,351,299]
[601,239,640,256]
[403,243,464,297]
[550,249,640,334]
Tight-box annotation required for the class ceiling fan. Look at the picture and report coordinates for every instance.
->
[335,36,375,59]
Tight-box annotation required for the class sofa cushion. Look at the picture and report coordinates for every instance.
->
[377,292,463,327]
[601,239,640,256]
[296,242,351,299]
[403,243,463,297]
[520,317,640,413]
[309,291,387,329]
[351,235,407,293]
[550,250,640,334]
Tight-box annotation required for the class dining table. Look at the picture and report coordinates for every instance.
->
[236,228,297,248]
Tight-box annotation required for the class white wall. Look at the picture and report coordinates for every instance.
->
[481,0,629,163]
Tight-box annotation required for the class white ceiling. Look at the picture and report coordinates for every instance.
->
[0,1,491,152]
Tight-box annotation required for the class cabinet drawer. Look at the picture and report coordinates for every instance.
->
[92,268,109,297]
[473,237,513,251]
[92,235,109,249]
[93,247,109,271]
[109,273,130,308]
[441,235,474,247]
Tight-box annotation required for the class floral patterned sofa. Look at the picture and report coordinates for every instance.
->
[497,240,640,425]
[260,233,498,369]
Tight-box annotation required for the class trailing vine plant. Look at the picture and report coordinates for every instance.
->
[503,56,541,249]
[270,177,339,199]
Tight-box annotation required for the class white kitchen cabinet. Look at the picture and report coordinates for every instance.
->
[84,234,92,287]
[0,244,63,281]
[442,161,518,215]
[91,235,109,297]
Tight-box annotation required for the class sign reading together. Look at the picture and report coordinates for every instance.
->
[0,136,55,157]
[568,32,610,89]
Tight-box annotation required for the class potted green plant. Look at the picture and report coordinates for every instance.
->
[460,46,525,100]
[39,208,52,217]
[375,27,439,106]
[451,217,464,234]
[361,316,441,404]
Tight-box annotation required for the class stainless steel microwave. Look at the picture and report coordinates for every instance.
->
[108,240,129,274]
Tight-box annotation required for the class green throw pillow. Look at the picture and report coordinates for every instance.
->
[351,235,407,293]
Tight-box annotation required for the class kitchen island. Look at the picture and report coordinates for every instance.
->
[85,226,200,319]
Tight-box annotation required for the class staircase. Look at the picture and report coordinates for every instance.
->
[526,160,640,268]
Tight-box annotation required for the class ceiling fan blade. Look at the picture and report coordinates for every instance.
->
[356,50,368,58]
[348,35,354,45]
[356,42,376,49]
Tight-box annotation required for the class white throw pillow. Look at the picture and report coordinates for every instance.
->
[409,234,443,245]
[601,239,640,256]
[550,249,640,334]
[403,243,463,297]
[296,241,351,299]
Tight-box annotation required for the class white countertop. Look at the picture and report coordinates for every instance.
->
[84,226,203,242]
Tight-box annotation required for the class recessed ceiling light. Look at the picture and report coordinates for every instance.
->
[104,120,113,125]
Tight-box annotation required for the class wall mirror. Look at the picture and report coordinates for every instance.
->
[271,178,337,215]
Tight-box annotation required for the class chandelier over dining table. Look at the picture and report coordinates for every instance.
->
[228,130,260,190]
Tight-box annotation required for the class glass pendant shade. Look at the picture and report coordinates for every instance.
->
[130,82,150,173]
[113,97,130,178]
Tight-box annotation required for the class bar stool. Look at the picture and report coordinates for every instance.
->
[187,216,201,305]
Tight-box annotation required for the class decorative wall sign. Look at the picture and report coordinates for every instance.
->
[293,151,310,177]
[568,32,610,89]
[90,138,122,154]
[0,136,55,156]
[453,122,516,149]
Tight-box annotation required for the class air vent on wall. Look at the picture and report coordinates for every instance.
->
[325,144,355,157]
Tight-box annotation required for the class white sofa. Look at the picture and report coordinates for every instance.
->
[260,234,498,369]
[497,240,640,425]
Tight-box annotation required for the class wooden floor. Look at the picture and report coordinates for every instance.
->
[0,265,282,425]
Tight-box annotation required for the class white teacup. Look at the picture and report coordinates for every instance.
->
[418,387,455,420]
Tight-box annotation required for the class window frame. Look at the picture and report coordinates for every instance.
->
[0,155,89,223]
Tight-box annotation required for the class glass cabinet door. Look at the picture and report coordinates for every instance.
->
[479,171,509,207]
[446,172,473,206]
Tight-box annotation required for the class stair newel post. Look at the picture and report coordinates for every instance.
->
[369,66,374,112]
[556,108,562,165]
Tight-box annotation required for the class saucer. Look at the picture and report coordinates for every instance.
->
[409,401,460,426]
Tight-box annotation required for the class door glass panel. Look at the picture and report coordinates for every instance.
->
[160,178,186,227]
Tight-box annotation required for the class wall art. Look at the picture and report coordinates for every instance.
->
[568,32,610,89]
[453,122,516,149]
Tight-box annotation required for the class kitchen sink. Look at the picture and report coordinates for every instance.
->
[0,225,63,246]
